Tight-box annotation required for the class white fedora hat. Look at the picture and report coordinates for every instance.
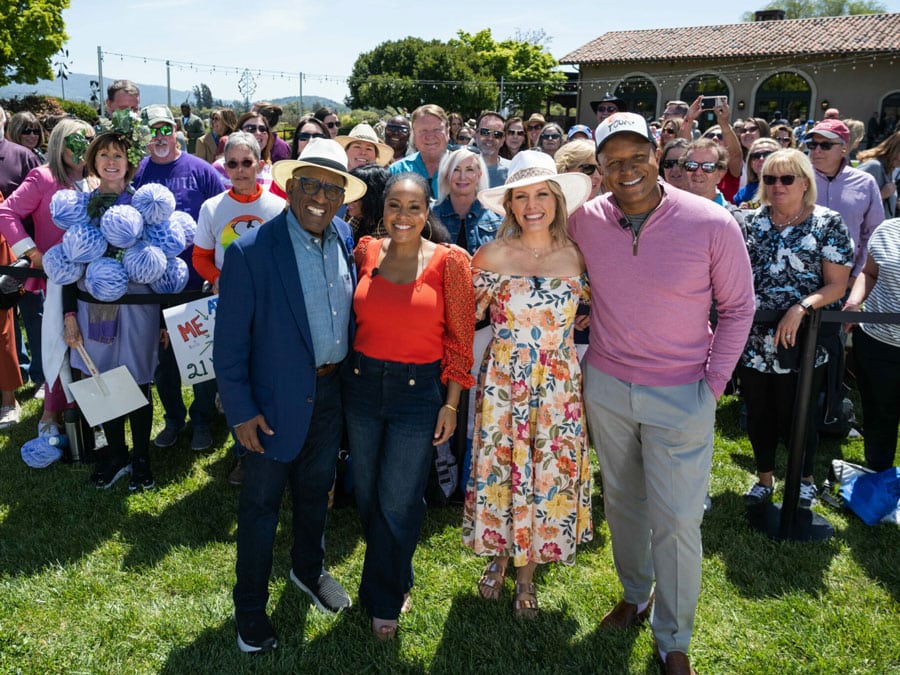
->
[271,138,367,203]
[477,150,592,217]
[335,123,393,167]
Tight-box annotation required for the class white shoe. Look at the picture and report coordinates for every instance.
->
[0,401,21,429]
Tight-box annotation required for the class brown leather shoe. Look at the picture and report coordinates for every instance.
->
[663,651,695,675]
[599,592,654,629]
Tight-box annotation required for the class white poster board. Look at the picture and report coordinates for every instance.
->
[163,295,218,385]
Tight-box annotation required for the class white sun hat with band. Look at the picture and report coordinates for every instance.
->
[271,137,368,203]
[335,123,394,167]
[477,150,592,217]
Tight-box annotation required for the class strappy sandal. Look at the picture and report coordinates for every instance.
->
[513,582,539,619]
[372,617,398,641]
[477,559,507,601]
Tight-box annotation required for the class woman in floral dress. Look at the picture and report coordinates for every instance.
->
[462,151,593,618]
[739,149,853,509]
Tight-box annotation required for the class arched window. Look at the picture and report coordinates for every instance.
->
[755,72,812,123]
[681,74,729,102]
[614,76,657,119]
[879,91,900,142]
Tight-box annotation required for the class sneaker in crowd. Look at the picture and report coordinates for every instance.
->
[33,384,46,401]
[703,493,712,512]
[798,480,818,509]
[153,425,184,448]
[93,459,131,489]
[235,610,278,653]
[744,481,774,506]
[129,456,155,492]
[191,426,213,452]
[0,401,21,429]
[290,569,351,615]
[227,460,243,487]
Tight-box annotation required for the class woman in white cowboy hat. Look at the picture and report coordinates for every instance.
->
[335,123,394,169]
[462,150,594,619]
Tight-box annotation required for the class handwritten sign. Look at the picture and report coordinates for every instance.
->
[163,295,218,384]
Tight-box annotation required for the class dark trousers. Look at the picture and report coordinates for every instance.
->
[853,328,900,472]
[740,365,825,478]
[102,383,153,464]
[343,353,443,620]
[155,340,217,429]
[18,290,43,385]
[232,369,343,614]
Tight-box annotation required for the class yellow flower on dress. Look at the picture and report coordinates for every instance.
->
[485,482,511,510]
[545,494,573,521]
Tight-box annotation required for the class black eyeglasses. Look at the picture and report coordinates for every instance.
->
[297,132,327,142]
[741,126,760,134]
[704,132,723,140]
[749,151,774,161]
[297,176,345,202]
[661,159,681,170]
[506,129,525,137]
[225,158,256,169]
[776,136,792,145]
[478,128,504,139]
[21,127,41,135]
[682,160,722,173]
[242,124,268,134]
[578,164,598,176]
[527,124,543,131]
[325,121,339,129]
[595,105,618,113]
[540,133,561,141]
[385,123,409,134]
[762,174,798,186]
[150,125,174,137]
[806,140,838,150]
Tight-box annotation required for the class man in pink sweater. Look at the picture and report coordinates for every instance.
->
[569,113,754,675]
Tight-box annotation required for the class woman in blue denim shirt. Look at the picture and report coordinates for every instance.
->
[433,148,501,255]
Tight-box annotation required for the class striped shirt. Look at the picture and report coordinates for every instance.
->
[861,217,900,348]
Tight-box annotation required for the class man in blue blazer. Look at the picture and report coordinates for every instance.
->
[214,139,368,653]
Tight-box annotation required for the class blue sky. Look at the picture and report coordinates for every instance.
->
[60,1,900,106]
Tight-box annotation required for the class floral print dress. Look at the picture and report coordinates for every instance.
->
[462,270,593,567]
[740,205,853,373]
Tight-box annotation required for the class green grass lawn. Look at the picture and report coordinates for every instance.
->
[1,386,898,674]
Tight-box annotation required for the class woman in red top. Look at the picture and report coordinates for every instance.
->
[343,172,474,640]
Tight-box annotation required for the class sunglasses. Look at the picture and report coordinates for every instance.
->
[225,158,256,169]
[576,164,597,176]
[325,121,339,129]
[297,176,345,202]
[661,127,677,135]
[704,132,723,140]
[506,129,525,137]
[385,123,409,134]
[749,151,774,161]
[21,127,42,136]
[478,128,504,139]
[242,124,268,134]
[661,159,681,170]
[682,160,722,173]
[805,140,838,150]
[762,174,798,186]
[776,136,792,145]
[595,105,618,113]
[741,126,760,134]
[527,124,543,131]
[540,133,561,141]
[150,125,174,137]
[297,132,327,142]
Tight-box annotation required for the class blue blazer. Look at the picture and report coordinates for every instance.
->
[213,210,355,462]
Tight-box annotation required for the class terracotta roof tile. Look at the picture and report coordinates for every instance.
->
[560,13,900,64]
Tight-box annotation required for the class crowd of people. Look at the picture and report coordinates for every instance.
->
[0,77,898,673]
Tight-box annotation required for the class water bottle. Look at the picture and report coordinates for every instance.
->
[64,409,86,463]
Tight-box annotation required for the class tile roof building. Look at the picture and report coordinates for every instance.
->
[560,13,900,131]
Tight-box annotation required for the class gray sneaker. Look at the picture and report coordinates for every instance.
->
[191,426,213,452]
[153,425,184,448]
[744,481,774,506]
[798,480,818,509]
[290,569,351,614]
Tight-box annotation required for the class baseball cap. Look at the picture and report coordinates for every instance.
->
[142,105,175,127]
[595,112,656,151]
[803,119,849,145]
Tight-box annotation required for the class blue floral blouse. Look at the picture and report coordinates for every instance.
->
[740,205,853,374]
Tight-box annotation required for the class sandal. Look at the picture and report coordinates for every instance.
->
[513,582,539,619]
[372,617,398,641]
[401,593,412,614]
[477,559,507,601]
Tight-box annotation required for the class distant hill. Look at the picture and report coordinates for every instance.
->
[0,72,346,113]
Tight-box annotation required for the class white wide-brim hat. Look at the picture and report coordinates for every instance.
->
[335,123,394,167]
[271,138,367,203]
[477,150,592,217]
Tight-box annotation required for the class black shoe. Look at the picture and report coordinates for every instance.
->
[290,569,351,614]
[153,425,184,448]
[93,458,131,489]
[129,456,155,492]
[235,610,278,653]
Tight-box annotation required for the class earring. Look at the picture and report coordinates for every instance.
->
[374,218,386,238]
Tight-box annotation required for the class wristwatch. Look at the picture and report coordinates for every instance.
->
[799,300,814,315]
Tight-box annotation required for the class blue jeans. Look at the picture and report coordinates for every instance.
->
[232,368,343,614]
[343,352,443,620]
[155,340,216,429]
[18,290,43,385]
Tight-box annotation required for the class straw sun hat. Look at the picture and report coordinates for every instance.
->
[271,138,367,203]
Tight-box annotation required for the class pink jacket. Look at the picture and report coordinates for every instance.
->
[568,183,755,397]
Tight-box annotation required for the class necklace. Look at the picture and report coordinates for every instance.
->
[771,207,806,228]
[521,241,553,258]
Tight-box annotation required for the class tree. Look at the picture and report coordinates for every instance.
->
[192,83,214,109]
[346,37,496,116]
[0,0,69,87]
[450,29,566,116]
[741,0,886,20]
